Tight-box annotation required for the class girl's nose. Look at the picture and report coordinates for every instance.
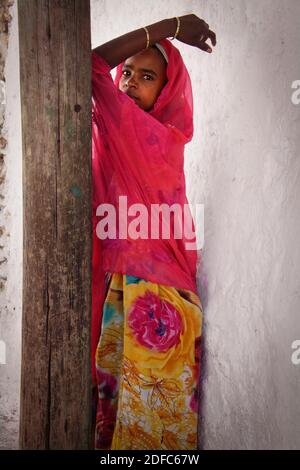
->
[127,75,137,88]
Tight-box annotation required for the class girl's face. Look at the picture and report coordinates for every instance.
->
[119,47,168,112]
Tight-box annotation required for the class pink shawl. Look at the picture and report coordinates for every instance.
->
[91,39,198,384]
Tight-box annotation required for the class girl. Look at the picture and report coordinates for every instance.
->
[91,14,216,450]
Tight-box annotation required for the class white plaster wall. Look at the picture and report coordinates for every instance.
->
[91,0,300,449]
[0,0,22,450]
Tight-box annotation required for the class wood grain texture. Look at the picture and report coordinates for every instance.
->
[18,0,92,449]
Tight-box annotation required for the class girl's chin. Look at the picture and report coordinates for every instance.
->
[136,101,145,110]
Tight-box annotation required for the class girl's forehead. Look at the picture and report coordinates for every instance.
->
[126,49,166,70]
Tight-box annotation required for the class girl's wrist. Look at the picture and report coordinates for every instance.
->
[146,18,178,45]
[165,17,179,39]
[93,17,179,69]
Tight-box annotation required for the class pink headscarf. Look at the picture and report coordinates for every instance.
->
[91,39,197,384]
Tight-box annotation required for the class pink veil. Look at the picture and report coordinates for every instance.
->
[91,38,197,384]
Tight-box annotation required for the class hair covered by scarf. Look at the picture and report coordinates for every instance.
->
[153,42,168,64]
[91,39,197,385]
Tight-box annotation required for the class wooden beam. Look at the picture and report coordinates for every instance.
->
[18,0,92,449]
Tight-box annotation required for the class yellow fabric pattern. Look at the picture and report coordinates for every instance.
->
[95,273,203,450]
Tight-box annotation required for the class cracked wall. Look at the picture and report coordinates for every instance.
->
[0,1,13,281]
[0,0,22,450]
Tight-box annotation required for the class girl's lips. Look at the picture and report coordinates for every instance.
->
[126,92,140,100]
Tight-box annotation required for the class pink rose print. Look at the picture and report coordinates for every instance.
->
[128,290,183,352]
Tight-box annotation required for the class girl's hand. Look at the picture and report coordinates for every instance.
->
[176,14,217,53]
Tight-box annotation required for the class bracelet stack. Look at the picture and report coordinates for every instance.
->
[143,16,180,50]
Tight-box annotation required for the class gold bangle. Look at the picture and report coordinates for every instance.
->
[170,16,180,40]
[143,26,150,49]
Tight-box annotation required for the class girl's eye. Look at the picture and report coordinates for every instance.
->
[121,70,153,81]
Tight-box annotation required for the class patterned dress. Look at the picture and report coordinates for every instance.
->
[94,272,203,450]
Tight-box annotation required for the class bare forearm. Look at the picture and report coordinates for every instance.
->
[93,18,177,68]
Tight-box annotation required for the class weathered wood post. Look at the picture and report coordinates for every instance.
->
[18,0,92,449]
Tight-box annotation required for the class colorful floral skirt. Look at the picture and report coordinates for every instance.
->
[94,272,203,450]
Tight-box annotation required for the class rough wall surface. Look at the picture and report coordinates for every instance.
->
[0,0,22,450]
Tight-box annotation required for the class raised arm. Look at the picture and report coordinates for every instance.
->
[93,15,217,69]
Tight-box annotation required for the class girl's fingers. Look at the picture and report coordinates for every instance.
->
[198,28,217,51]
[199,33,209,44]
[199,29,217,53]
[207,29,217,46]
[199,40,213,53]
